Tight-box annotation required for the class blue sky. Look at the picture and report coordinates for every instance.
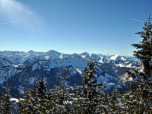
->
[0,0,152,56]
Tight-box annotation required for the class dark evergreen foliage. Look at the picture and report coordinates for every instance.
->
[13,91,24,114]
[70,59,106,114]
[37,75,48,100]
[0,78,14,114]
[47,67,74,113]
[124,13,152,113]
[109,86,122,113]
[21,85,34,113]
[28,80,40,113]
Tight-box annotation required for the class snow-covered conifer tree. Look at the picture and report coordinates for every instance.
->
[124,13,152,113]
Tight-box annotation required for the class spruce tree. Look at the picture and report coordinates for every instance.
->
[0,78,14,114]
[21,85,33,113]
[50,82,65,113]
[71,59,105,114]
[124,13,152,113]
[45,88,59,113]
[49,67,73,114]
[109,86,122,113]
[18,82,43,113]
[28,80,41,113]
[38,97,54,114]
[35,76,55,113]
[120,90,127,107]
[0,94,5,113]
[37,75,48,100]
[13,91,24,114]
[101,91,111,113]
[118,90,128,113]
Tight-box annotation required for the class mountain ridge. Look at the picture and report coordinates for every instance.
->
[0,50,142,98]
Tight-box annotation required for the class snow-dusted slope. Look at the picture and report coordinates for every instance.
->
[0,50,143,99]
[0,50,139,68]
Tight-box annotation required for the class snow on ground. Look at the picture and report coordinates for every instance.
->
[14,65,18,67]
[81,55,86,58]
[10,98,24,103]
[121,57,126,61]
[75,68,83,75]
[110,55,119,61]
[115,63,132,67]
[98,58,104,63]
[59,54,63,59]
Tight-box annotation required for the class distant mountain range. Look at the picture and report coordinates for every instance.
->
[0,50,143,98]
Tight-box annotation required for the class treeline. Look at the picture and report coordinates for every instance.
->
[0,59,129,114]
[0,13,152,113]
[0,58,150,114]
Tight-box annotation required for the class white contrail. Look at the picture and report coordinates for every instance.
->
[0,18,30,25]
[130,18,144,23]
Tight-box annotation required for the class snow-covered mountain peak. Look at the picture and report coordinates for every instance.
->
[110,55,119,61]
[0,49,145,100]
[80,52,89,55]
[27,50,35,53]
[121,57,126,61]
[71,54,81,58]
[65,54,87,69]
[46,50,61,55]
